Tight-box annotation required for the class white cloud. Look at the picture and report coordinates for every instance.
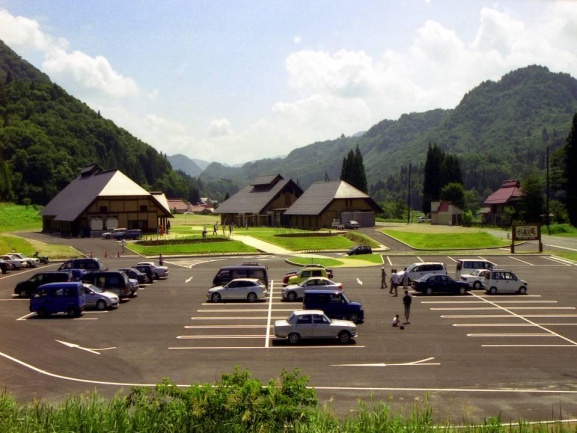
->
[208,119,233,138]
[0,9,58,51]
[42,47,139,98]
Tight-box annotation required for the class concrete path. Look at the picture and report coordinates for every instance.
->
[229,234,293,255]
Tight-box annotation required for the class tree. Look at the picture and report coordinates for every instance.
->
[340,144,368,193]
[519,173,545,223]
[440,182,466,211]
[422,143,443,214]
[565,113,577,225]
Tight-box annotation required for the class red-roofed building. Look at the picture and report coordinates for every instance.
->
[483,180,523,225]
[167,198,189,214]
[431,200,463,225]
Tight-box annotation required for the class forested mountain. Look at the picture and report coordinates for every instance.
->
[200,65,577,210]
[0,40,201,205]
[1,34,576,211]
[167,154,203,177]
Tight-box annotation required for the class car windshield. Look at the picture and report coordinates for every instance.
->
[406,263,418,272]
[85,284,103,293]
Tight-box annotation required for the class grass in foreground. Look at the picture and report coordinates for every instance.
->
[0,368,571,433]
[382,228,509,250]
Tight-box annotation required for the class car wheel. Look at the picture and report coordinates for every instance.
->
[458,287,466,295]
[338,331,351,344]
[19,289,28,298]
[247,292,258,302]
[67,308,76,318]
[211,292,221,303]
[96,300,107,311]
[288,333,300,344]
[349,312,359,323]
[489,287,497,295]
[37,309,47,318]
[425,287,433,296]
[518,286,527,295]
[287,291,297,302]
[473,281,482,290]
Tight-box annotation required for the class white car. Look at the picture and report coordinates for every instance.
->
[483,270,528,294]
[1,254,27,269]
[207,278,267,303]
[83,284,119,310]
[11,253,39,267]
[136,262,169,279]
[460,269,490,289]
[282,277,343,302]
[274,310,357,344]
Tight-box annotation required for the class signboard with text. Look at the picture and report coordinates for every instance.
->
[511,224,542,253]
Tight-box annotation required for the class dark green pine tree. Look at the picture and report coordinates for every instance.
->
[442,154,463,185]
[353,144,368,193]
[565,113,577,225]
[422,143,444,214]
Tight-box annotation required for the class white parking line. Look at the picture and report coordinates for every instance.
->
[185,324,270,329]
[433,307,575,311]
[177,335,266,339]
[168,345,365,350]
[508,256,534,265]
[467,333,555,337]
[191,316,286,320]
[197,308,293,313]
[443,314,577,318]
[454,323,577,327]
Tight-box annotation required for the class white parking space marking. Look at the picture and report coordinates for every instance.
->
[443,314,577,319]
[197,308,292,312]
[454,323,577,327]
[192,316,286,320]
[467,333,555,338]
[508,256,534,265]
[433,307,575,311]
[177,335,266,339]
[185,324,270,329]
[333,357,440,367]
[546,256,576,265]
[168,345,365,350]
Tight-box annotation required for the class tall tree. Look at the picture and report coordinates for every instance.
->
[565,113,577,225]
[340,144,368,193]
[422,143,443,214]
[520,173,545,223]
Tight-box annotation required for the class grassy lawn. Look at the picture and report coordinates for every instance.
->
[289,254,384,267]
[381,225,510,250]
[128,237,258,255]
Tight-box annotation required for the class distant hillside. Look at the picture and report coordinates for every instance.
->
[167,154,203,177]
[0,39,201,205]
[200,65,577,209]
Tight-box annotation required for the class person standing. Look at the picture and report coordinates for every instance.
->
[402,267,409,291]
[403,290,412,324]
[213,221,218,235]
[391,270,399,296]
[120,238,126,253]
[158,254,164,266]
[380,267,387,289]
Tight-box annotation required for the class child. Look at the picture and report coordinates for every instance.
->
[392,314,400,327]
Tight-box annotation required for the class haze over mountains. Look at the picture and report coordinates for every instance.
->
[1,35,576,208]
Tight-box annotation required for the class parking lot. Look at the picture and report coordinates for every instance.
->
[1,251,576,422]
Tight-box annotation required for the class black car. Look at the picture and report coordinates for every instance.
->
[412,274,470,295]
[347,245,372,256]
[112,229,142,240]
[119,267,151,284]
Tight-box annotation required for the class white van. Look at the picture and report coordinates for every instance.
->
[482,269,528,294]
[397,262,447,283]
[455,259,497,278]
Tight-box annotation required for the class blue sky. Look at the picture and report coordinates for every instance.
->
[1,1,576,165]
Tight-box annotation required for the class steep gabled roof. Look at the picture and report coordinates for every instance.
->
[284,180,383,215]
[484,179,522,205]
[216,175,302,214]
[41,166,171,221]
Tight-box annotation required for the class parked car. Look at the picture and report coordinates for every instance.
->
[11,253,39,267]
[344,220,360,229]
[101,228,127,239]
[397,262,447,283]
[455,259,497,278]
[207,278,268,303]
[347,245,372,256]
[119,267,151,285]
[58,258,108,271]
[283,264,333,284]
[274,310,357,344]
[29,281,85,318]
[0,258,8,274]
[112,229,142,240]
[417,216,431,223]
[83,284,119,310]
[1,254,26,269]
[331,219,344,230]
[303,289,364,323]
[81,271,134,299]
[483,270,528,294]
[286,266,329,286]
[459,269,491,289]
[412,274,470,295]
[282,277,343,302]
[58,268,88,281]
[135,262,169,279]
[212,263,268,288]
[14,271,75,298]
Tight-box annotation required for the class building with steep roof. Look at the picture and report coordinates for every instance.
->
[41,164,173,237]
[284,180,383,229]
[430,200,463,225]
[483,179,523,225]
[215,174,303,227]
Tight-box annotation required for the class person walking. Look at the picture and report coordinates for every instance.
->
[390,269,399,296]
[380,267,387,289]
[403,290,412,324]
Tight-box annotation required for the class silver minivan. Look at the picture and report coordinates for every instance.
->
[483,270,528,295]
[398,262,447,283]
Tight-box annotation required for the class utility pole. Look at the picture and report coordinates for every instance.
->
[546,146,550,235]
[407,164,411,224]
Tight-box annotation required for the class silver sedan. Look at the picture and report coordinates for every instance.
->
[274,310,357,344]
[282,277,343,302]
